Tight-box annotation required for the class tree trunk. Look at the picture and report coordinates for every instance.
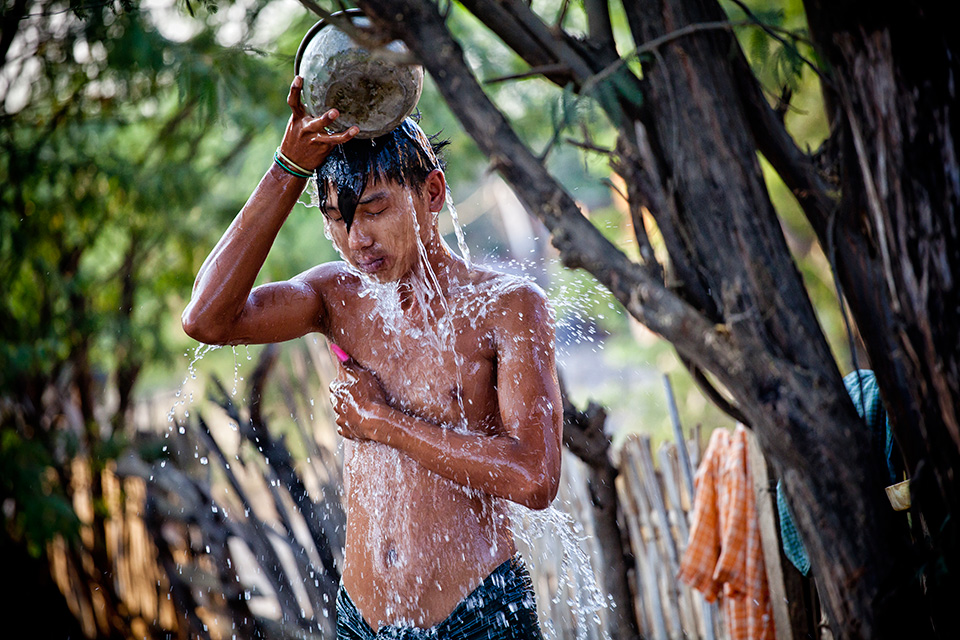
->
[615,2,921,635]
[802,2,960,633]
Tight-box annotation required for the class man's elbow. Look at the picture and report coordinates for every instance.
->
[518,471,560,511]
[181,305,228,345]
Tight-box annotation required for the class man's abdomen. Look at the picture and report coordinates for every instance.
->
[341,441,515,630]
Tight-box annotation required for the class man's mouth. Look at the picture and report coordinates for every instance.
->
[357,256,387,273]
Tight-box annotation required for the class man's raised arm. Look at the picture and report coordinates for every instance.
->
[331,283,563,509]
[182,77,357,345]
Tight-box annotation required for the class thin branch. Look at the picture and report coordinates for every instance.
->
[565,137,614,155]
[462,0,646,126]
[484,63,571,85]
[462,0,594,85]
[612,127,667,284]
[293,0,333,22]
[248,342,278,426]
[582,18,827,99]
[582,20,738,95]
[553,0,572,29]
[732,53,837,240]
[19,0,113,18]
[680,356,751,426]
[440,0,453,21]
[194,412,305,618]
[293,0,395,51]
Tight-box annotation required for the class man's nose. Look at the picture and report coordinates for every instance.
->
[348,221,373,250]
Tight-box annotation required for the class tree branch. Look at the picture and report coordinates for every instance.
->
[460,0,595,87]
[726,0,827,83]
[680,355,751,426]
[731,55,838,239]
[560,383,610,470]
[584,0,615,53]
[484,63,570,85]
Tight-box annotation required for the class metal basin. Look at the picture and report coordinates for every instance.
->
[295,9,424,138]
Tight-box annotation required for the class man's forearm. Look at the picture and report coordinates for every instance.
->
[364,403,559,510]
[182,165,307,342]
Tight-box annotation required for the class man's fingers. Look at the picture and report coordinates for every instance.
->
[340,361,361,381]
[326,126,360,145]
[302,108,340,132]
[287,76,305,117]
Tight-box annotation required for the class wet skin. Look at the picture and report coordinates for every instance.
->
[182,77,562,630]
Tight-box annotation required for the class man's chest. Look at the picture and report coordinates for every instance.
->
[334,308,502,431]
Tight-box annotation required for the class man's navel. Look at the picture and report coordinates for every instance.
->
[384,545,399,568]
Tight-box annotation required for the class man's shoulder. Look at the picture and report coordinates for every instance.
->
[296,261,361,295]
[466,271,552,331]
[293,262,366,333]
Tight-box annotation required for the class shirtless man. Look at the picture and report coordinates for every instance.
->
[182,77,562,639]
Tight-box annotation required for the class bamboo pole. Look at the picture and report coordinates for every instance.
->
[616,471,651,635]
[663,375,695,502]
[746,428,794,640]
[634,436,685,639]
[622,437,670,639]
[663,378,718,640]
[659,443,702,639]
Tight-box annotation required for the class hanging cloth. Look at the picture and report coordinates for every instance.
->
[776,369,898,575]
[679,425,775,640]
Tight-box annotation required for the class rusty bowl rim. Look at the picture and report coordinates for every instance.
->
[294,8,367,77]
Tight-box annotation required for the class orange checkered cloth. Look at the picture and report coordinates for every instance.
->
[678,425,775,640]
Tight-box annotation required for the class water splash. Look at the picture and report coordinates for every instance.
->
[480,256,619,365]
[171,162,625,637]
[445,187,472,270]
[167,343,223,424]
[510,502,611,640]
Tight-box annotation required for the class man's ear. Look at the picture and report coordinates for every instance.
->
[425,169,446,212]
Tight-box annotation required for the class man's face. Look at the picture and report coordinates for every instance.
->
[323,178,435,282]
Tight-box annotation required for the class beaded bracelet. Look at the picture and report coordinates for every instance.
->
[273,150,312,179]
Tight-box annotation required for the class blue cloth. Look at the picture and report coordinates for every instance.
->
[336,556,543,639]
[777,370,897,575]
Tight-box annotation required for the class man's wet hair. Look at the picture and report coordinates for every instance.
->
[317,118,449,233]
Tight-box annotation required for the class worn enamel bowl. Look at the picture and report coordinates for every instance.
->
[294,9,424,139]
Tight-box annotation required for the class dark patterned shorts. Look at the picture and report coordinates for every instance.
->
[336,556,544,639]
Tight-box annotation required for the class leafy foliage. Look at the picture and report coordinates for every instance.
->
[0,0,288,557]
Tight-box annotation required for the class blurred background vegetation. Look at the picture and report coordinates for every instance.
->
[1,0,842,636]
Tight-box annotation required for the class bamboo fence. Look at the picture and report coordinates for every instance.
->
[617,432,726,640]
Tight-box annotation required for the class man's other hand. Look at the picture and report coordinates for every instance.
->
[329,346,388,441]
[280,76,359,172]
